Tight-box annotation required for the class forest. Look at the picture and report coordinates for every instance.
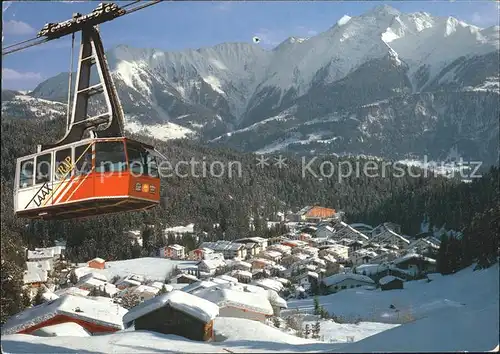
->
[1,115,498,323]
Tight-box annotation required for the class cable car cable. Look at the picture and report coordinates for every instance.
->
[2,0,161,56]
[66,32,76,131]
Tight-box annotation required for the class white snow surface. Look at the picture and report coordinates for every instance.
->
[196,286,274,316]
[30,322,91,337]
[123,290,219,324]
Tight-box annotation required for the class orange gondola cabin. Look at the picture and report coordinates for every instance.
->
[14,137,161,220]
[13,5,163,220]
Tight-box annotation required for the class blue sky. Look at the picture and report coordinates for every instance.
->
[2,0,499,91]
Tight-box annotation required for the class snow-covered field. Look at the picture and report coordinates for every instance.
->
[76,257,199,281]
[2,264,498,353]
[287,264,498,325]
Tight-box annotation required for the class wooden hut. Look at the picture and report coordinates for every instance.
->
[379,275,404,291]
[123,290,219,341]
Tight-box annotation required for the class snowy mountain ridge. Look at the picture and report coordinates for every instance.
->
[2,5,499,162]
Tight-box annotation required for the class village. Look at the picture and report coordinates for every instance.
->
[3,206,448,341]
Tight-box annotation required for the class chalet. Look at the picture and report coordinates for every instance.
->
[27,248,57,263]
[371,229,410,249]
[234,237,268,251]
[119,284,159,301]
[188,248,213,261]
[200,241,247,260]
[24,261,50,287]
[349,223,374,235]
[230,270,253,283]
[379,275,404,291]
[315,225,335,238]
[228,260,252,271]
[251,278,284,293]
[123,290,219,341]
[259,250,283,263]
[322,273,375,293]
[174,273,199,284]
[280,239,305,249]
[392,253,436,276]
[196,286,273,322]
[87,258,106,270]
[267,244,292,255]
[250,258,275,270]
[33,246,66,260]
[348,249,378,266]
[372,222,402,235]
[55,287,90,297]
[181,280,218,294]
[75,276,107,291]
[160,244,186,259]
[347,240,365,254]
[243,242,260,258]
[0,294,127,336]
[251,269,271,280]
[198,259,226,275]
[115,278,142,290]
[299,233,313,242]
[407,237,440,256]
[318,244,349,260]
[331,222,370,242]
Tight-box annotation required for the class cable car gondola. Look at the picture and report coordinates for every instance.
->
[12,3,164,220]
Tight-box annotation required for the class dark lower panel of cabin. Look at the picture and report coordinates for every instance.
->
[16,197,158,220]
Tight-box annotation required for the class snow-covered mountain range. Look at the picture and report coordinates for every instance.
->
[2,5,499,163]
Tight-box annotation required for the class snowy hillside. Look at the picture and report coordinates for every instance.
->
[2,263,497,353]
[2,5,499,162]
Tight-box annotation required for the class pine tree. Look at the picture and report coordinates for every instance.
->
[312,321,321,339]
[304,324,311,338]
[69,270,78,285]
[33,287,45,306]
[157,284,168,295]
[121,292,141,309]
[313,296,320,315]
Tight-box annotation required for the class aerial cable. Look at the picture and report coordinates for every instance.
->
[66,32,76,131]
[2,1,162,57]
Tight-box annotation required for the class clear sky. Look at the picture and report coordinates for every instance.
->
[2,0,499,91]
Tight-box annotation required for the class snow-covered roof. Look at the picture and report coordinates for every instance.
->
[231,270,253,278]
[175,273,199,282]
[200,259,226,270]
[196,287,273,316]
[79,272,108,283]
[1,294,127,335]
[150,281,168,289]
[322,273,375,287]
[260,250,283,259]
[26,261,52,272]
[252,278,284,292]
[168,244,185,251]
[117,278,142,287]
[54,287,90,297]
[250,258,276,266]
[23,268,48,284]
[27,249,55,260]
[379,275,404,285]
[307,271,319,279]
[35,246,65,256]
[393,253,436,265]
[229,260,252,269]
[31,322,91,337]
[42,291,59,302]
[89,257,105,264]
[123,290,219,325]
[182,280,218,294]
[216,274,239,283]
[77,277,107,288]
[132,284,160,295]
